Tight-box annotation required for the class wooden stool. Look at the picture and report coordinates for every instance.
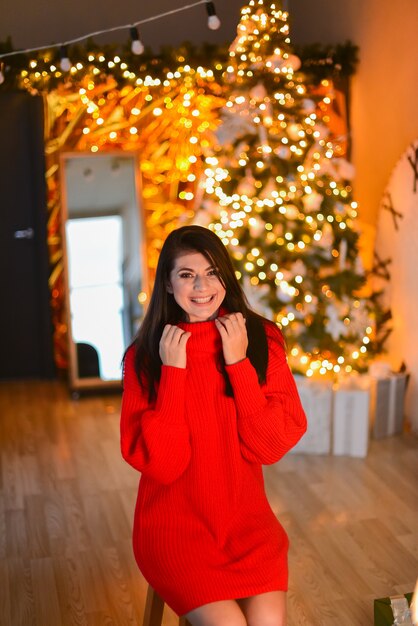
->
[142,585,192,626]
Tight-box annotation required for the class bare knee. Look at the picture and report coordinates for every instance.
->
[185,599,247,626]
[240,591,287,626]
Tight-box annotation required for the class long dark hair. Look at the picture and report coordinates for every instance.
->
[124,225,281,400]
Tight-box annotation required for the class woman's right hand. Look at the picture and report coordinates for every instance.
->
[159,324,191,369]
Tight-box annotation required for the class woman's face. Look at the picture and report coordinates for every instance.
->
[167,251,226,322]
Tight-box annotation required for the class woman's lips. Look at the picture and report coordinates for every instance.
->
[190,295,215,304]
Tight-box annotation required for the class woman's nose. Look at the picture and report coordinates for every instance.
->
[193,275,208,289]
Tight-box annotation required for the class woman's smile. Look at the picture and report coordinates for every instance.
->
[190,295,215,304]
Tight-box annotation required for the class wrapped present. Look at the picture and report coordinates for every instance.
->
[374,592,413,626]
[369,371,408,439]
[332,376,370,458]
[290,376,333,455]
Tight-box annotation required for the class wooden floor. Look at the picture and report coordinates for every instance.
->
[0,380,416,626]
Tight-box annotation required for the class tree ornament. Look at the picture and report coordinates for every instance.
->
[355,255,365,276]
[314,123,330,141]
[237,171,257,196]
[266,53,286,70]
[302,190,323,212]
[284,204,299,219]
[216,109,256,147]
[301,98,316,113]
[339,238,348,270]
[334,202,348,215]
[318,159,339,179]
[275,145,291,159]
[259,178,277,200]
[317,223,334,250]
[276,281,294,303]
[287,122,302,141]
[334,157,356,180]
[257,123,269,148]
[348,301,373,335]
[248,216,266,237]
[242,276,271,318]
[291,259,308,278]
[249,82,268,101]
[326,303,349,341]
[286,54,301,71]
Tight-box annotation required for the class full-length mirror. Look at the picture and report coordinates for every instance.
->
[60,152,147,392]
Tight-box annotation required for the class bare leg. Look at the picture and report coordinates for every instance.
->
[238,590,287,626]
[185,599,247,626]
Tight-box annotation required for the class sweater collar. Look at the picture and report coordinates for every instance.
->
[177,306,228,353]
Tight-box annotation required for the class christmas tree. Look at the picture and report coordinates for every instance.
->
[197,0,385,378]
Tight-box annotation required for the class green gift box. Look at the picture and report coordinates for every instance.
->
[374,593,413,626]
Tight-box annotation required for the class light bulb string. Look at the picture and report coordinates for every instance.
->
[0,0,208,60]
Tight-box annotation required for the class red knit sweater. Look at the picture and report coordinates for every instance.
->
[120,317,307,616]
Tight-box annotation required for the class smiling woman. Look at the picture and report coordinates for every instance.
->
[166,252,226,323]
[120,225,307,626]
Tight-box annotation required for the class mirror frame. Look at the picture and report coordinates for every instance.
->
[59,150,148,392]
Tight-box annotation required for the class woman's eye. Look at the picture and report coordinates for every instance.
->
[179,272,193,278]
[208,269,218,276]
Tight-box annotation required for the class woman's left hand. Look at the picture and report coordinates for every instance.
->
[215,312,248,365]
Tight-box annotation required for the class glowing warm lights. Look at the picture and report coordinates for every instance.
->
[199,0,374,378]
[14,0,373,380]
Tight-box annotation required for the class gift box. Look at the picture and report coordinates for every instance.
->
[290,376,333,455]
[370,373,408,439]
[374,592,413,626]
[332,376,370,458]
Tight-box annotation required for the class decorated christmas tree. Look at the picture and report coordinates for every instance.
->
[197,0,386,378]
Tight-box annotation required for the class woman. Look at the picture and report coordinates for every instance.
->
[120,225,307,626]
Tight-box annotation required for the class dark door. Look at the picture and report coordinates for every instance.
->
[0,91,55,379]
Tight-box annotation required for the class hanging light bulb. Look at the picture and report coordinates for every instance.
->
[205,1,221,30]
[0,62,5,85]
[59,45,71,71]
[130,26,144,55]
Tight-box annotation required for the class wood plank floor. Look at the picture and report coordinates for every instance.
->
[0,380,416,626]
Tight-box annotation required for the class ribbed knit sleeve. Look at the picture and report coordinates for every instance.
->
[226,329,307,465]
[120,347,191,484]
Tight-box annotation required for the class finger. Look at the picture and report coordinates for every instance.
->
[161,325,176,343]
[228,314,241,329]
[223,315,239,331]
[178,331,191,347]
[167,324,185,338]
[235,312,246,324]
[229,312,246,326]
[171,326,188,344]
[215,316,229,331]
[161,324,172,337]
[214,318,228,337]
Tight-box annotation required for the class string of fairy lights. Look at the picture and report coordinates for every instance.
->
[0,0,220,83]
